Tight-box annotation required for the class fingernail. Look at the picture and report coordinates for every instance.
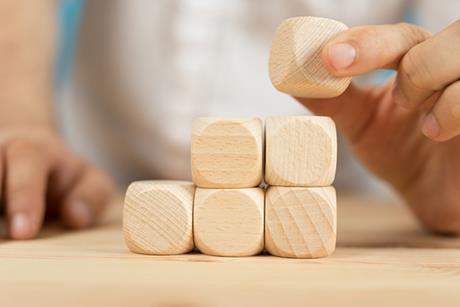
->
[422,114,441,139]
[327,43,356,70]
[67,201,93,228]
[10,213,32,239]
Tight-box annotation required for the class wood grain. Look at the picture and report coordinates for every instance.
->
[269,16,351,98]
[265,116,337,186]
[265,186,336,258]
[1,195,460,306]
[123,180,195,255]
[194,188,264,256]
[191,117,263,188]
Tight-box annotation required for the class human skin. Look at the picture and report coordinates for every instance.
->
[297,21,460,233]
[0,0,113,239]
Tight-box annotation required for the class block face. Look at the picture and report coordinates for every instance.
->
[194,188,264,256]
[191,117,263,188]
[123,180,195,255]
[265,186,337,258]
[269,16,351,98]
[265,116,337,186]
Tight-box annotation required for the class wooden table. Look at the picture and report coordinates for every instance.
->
[1,194,460,307]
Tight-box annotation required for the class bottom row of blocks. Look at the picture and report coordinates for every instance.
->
[123,181,336,259]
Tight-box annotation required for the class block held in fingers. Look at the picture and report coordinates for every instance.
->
[269,16,351,98]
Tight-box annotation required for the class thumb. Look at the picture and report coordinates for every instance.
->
[322,23,431,76]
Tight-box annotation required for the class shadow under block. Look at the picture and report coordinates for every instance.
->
[194,188,264,256]
[269,16,351,98]
[123,180,195,255]
[191,117,263,188]
[265,186,337,258]
[265,116,337,186]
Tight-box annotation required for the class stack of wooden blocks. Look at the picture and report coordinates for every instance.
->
[124,16,350,259]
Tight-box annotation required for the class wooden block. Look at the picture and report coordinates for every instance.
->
[265,186,337,258]
[269,16,351,98]
[123,180,195,255]
[194,188,264,256]
[265,116,337,186]
[191,117,263,188]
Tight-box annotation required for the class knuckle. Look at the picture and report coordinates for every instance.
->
[400,47,433,90]
[397,22,431,44]
[6,140,36,157]
[5,139,50,164]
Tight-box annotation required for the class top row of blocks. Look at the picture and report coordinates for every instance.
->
[191,116,337,188]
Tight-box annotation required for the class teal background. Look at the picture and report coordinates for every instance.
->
[56,0,84,87]
[55,2,418,86]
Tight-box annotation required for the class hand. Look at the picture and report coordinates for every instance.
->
[296,21,460,233]
[0,126,113,239]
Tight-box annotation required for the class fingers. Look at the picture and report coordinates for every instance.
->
[5,141,50,239]
[394,20,460,109]
[322,23,431,76]
[296,83,382,142]
[60,166,113,229]
[0,133,113,238]
[421,81,460,141]
[0,148,3,212]
[45,151,84,217]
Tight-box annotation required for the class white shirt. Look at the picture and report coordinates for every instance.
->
[59,0,460,192]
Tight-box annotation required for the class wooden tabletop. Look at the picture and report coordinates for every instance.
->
[1,194,460,307]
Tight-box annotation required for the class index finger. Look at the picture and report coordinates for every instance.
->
[394,20,460,109]
[5,141,51,239]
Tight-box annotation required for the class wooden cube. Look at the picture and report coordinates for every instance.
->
[191,117,263,188]
[123,181,195,255]
[269,16,351,98]
[265,186,337,258]
[265,116,337,186]
[194,188,264,256]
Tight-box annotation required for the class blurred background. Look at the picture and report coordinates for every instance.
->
[54,0,460,196]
